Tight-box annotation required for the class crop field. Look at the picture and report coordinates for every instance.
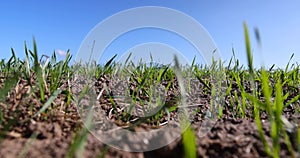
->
[0,25,300,158]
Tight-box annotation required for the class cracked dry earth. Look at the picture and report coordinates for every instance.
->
[0,74,299,158]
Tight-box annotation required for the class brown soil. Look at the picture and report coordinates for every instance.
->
[0,74,299,158]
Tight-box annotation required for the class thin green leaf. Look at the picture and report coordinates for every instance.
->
[33,88,61,117]
[182,126,197,158]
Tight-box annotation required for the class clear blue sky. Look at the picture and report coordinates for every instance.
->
[0,1,299,68]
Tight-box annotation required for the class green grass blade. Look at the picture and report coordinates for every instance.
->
[124,52,132,66]
[261,69,273,116]
[33,88,61,117]
[285,93,300,108]
[66,107,93,158]
[182,126,197,158]
[285,53,294,73]
[244,22,272,156]
[0,75,19,101]
[244,22,254,76]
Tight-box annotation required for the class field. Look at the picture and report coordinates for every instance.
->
[0,25,300,158]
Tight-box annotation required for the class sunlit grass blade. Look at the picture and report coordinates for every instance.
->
[271,79,284,157]
[261,69,273,115]
[283,129,296,158]
[244,22,272,157]
[182,126,197,158]
[285,93,300,108]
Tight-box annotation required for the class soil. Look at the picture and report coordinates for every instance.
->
[0,73,299,158]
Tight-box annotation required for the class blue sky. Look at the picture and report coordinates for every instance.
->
[0,1,299,68]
